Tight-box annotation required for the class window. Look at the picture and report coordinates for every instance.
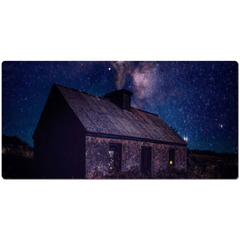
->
[169,149,175,166]
[141,147,151,175]
[109,144,122,172]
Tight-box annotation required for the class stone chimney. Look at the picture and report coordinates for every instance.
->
[104,89,133,111]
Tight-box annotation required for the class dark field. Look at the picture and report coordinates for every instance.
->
[187,150,238,179]
[2,146,238,179]
[2,145,38,179]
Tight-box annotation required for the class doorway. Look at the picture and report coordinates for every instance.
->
[141,146,151,175]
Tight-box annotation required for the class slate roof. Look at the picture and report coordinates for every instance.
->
[56,84,186,145]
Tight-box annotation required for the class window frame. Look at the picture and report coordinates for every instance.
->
[169,148,175,166]
[109,143,122,172]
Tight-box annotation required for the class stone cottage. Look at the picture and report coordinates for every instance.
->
[33,83,187,178]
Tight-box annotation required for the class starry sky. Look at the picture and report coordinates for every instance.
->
[2,61,238,153]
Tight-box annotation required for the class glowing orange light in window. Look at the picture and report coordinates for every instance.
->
[170,161,173,165]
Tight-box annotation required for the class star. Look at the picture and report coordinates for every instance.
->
[2,61,238,153]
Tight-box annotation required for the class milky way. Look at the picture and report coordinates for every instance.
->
[2,61,238,153]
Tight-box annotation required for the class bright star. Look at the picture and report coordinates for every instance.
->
[108,68,111,71]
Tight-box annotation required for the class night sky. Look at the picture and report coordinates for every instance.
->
[2,61,238,153]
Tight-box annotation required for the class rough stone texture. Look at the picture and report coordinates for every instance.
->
[86,136,187,178]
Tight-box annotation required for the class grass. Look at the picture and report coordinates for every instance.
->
[2,147,238,179]
[2,146,38,179]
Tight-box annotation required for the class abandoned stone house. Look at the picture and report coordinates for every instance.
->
[33,83,187,178]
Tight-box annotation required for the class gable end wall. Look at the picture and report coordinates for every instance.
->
[34,84,86,178]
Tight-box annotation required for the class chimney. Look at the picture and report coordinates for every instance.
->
[104,89,133,111]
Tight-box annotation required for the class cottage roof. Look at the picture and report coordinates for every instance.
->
[55,84,186,145]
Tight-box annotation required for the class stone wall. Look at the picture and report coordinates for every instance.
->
[85,136,187,178]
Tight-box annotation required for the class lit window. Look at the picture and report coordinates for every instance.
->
[169,149,175,166]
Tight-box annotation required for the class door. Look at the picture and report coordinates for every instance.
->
[141,147,151,175]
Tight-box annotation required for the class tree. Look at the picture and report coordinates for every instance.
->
[2,135,29,147]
